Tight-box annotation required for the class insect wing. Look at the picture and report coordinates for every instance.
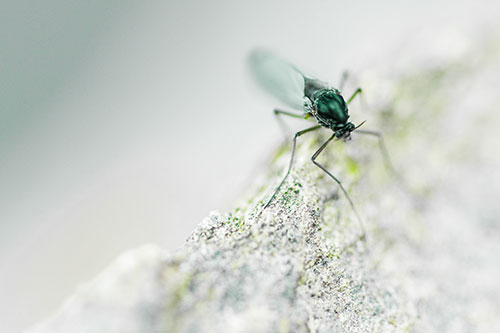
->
[249,50,306,110]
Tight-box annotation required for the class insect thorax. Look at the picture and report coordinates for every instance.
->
[304,89,351,130]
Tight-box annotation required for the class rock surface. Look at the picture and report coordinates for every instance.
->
[29,31,500,332]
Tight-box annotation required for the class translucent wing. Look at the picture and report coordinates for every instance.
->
[249,50,307,110]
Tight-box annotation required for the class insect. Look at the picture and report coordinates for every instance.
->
[249,50,394,239]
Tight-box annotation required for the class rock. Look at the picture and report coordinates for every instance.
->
[28,31,500,332]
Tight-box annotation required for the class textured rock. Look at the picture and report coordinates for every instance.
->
[29,31,500,332]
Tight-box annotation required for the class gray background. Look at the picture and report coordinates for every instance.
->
[1,0,499,331]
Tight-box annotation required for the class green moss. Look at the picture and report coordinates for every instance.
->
[168,271,192,308]
[297,274,307,286]
[225,209,248,231]
[272,143,290,163]
[345,156,360,178]
[325,251,339,260]
[279,318,290,333]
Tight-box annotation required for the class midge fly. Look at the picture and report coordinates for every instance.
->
[249,50,394,239]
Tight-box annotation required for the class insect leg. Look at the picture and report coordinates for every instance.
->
[274,109,308,140]
[311,134,366,240]
[354,129,420,211]
[274,109,305,119]
[355,129,397,176]
[347,88,363,104]
[264,125,321,209]
[339,71,349,91]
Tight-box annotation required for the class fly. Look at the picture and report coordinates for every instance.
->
[249,50,395,239]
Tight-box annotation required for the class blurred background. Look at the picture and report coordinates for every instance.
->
[1,0,499,331]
